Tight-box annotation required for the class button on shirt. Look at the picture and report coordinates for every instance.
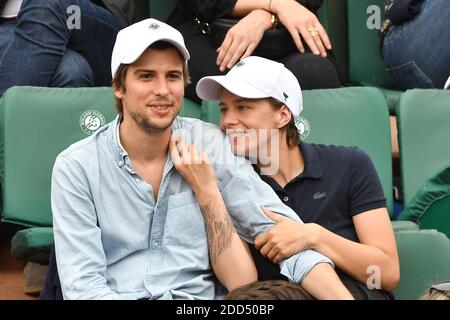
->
[52,116,333,300]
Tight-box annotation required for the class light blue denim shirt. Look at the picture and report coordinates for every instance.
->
[52,116,333,300]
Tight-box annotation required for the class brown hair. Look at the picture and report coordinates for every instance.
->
[225,280,313,300]
[268,98,300,148]
[112,41,191,114]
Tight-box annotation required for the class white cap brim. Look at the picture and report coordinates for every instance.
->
[197,75,271,101]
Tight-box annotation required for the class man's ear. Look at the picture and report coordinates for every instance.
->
[113,83,125,100]
[276,105,292,128]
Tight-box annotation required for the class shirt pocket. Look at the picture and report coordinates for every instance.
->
[164,191,207,248]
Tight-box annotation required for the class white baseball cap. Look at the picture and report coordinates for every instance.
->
[111,18,190,78]
[196,56,302,118]
[445,75,450,90]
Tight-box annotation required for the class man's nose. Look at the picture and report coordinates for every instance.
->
[153,78,170,96]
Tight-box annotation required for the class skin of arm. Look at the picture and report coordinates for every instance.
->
[256,208,400,291]
[230,0,331,56]
[169,137,257,291]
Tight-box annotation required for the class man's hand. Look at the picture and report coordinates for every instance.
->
[169,136,217,198]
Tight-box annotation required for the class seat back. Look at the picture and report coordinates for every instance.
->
[301,87,393,215]
[148,0,177,21]
[346,0,394,87]
[397,89,450,205]
[0,87,117,227]
[318,0,349,82]
[393,229,450,300]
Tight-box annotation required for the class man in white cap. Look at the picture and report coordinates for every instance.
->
[51,18,352,300]
[196,56,400,299]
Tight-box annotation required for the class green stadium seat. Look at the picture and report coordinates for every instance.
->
[317,0,348,82]
[347,0,393,87]
[201,87,394,216]
[148,0,177,21]
[0,87,118,228]
[396,89,450,238]
[393,229,450,300]
[0,86,200,262]
[346,0,402,113]
[301,87,393,215]
[10,227,54,264]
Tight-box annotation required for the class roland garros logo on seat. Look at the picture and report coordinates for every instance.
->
[79,110,106,135]
[295,116,311,140]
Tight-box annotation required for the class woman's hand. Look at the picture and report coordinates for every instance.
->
[272,0,332,57]
[169,136,218,197]
[217,9,272,71]
[254,208,322,263]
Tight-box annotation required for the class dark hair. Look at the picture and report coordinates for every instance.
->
[267,98,300,148]
[112,41,191,114]
[224,280,313,300]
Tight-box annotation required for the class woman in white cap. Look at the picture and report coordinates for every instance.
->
[195,56,400,299]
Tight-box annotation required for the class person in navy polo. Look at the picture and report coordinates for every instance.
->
[196,56,400,300]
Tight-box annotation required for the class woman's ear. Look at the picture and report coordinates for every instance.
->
[276,105,292,129]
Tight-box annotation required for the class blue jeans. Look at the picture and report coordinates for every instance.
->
[0,0,121,96]
[383,0,450,90]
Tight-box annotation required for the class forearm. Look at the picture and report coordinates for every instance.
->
[313,225,399,291]
[231,0,293,16]
[196,187,257,291]
[300,262,354,299]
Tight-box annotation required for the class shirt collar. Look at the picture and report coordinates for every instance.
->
[254,142,323,187]
[109,115,185,167]
[298,142,323,180]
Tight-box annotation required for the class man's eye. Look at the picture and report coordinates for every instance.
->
[168,74,181,80]
[139,73,152,79]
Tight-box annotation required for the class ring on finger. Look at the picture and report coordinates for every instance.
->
[307,27,319,38]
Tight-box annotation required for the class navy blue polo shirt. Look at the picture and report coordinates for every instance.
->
[250,142,387,280]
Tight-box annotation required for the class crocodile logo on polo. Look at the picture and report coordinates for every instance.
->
[295,116,311,140]
[79,110,106,135]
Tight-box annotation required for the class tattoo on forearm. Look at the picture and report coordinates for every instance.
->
[201,200,235,266]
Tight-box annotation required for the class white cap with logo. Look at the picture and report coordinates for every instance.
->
[196,56,302,118]
[110,18,190,79]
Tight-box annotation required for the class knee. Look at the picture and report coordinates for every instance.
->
[52,50,94,88]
